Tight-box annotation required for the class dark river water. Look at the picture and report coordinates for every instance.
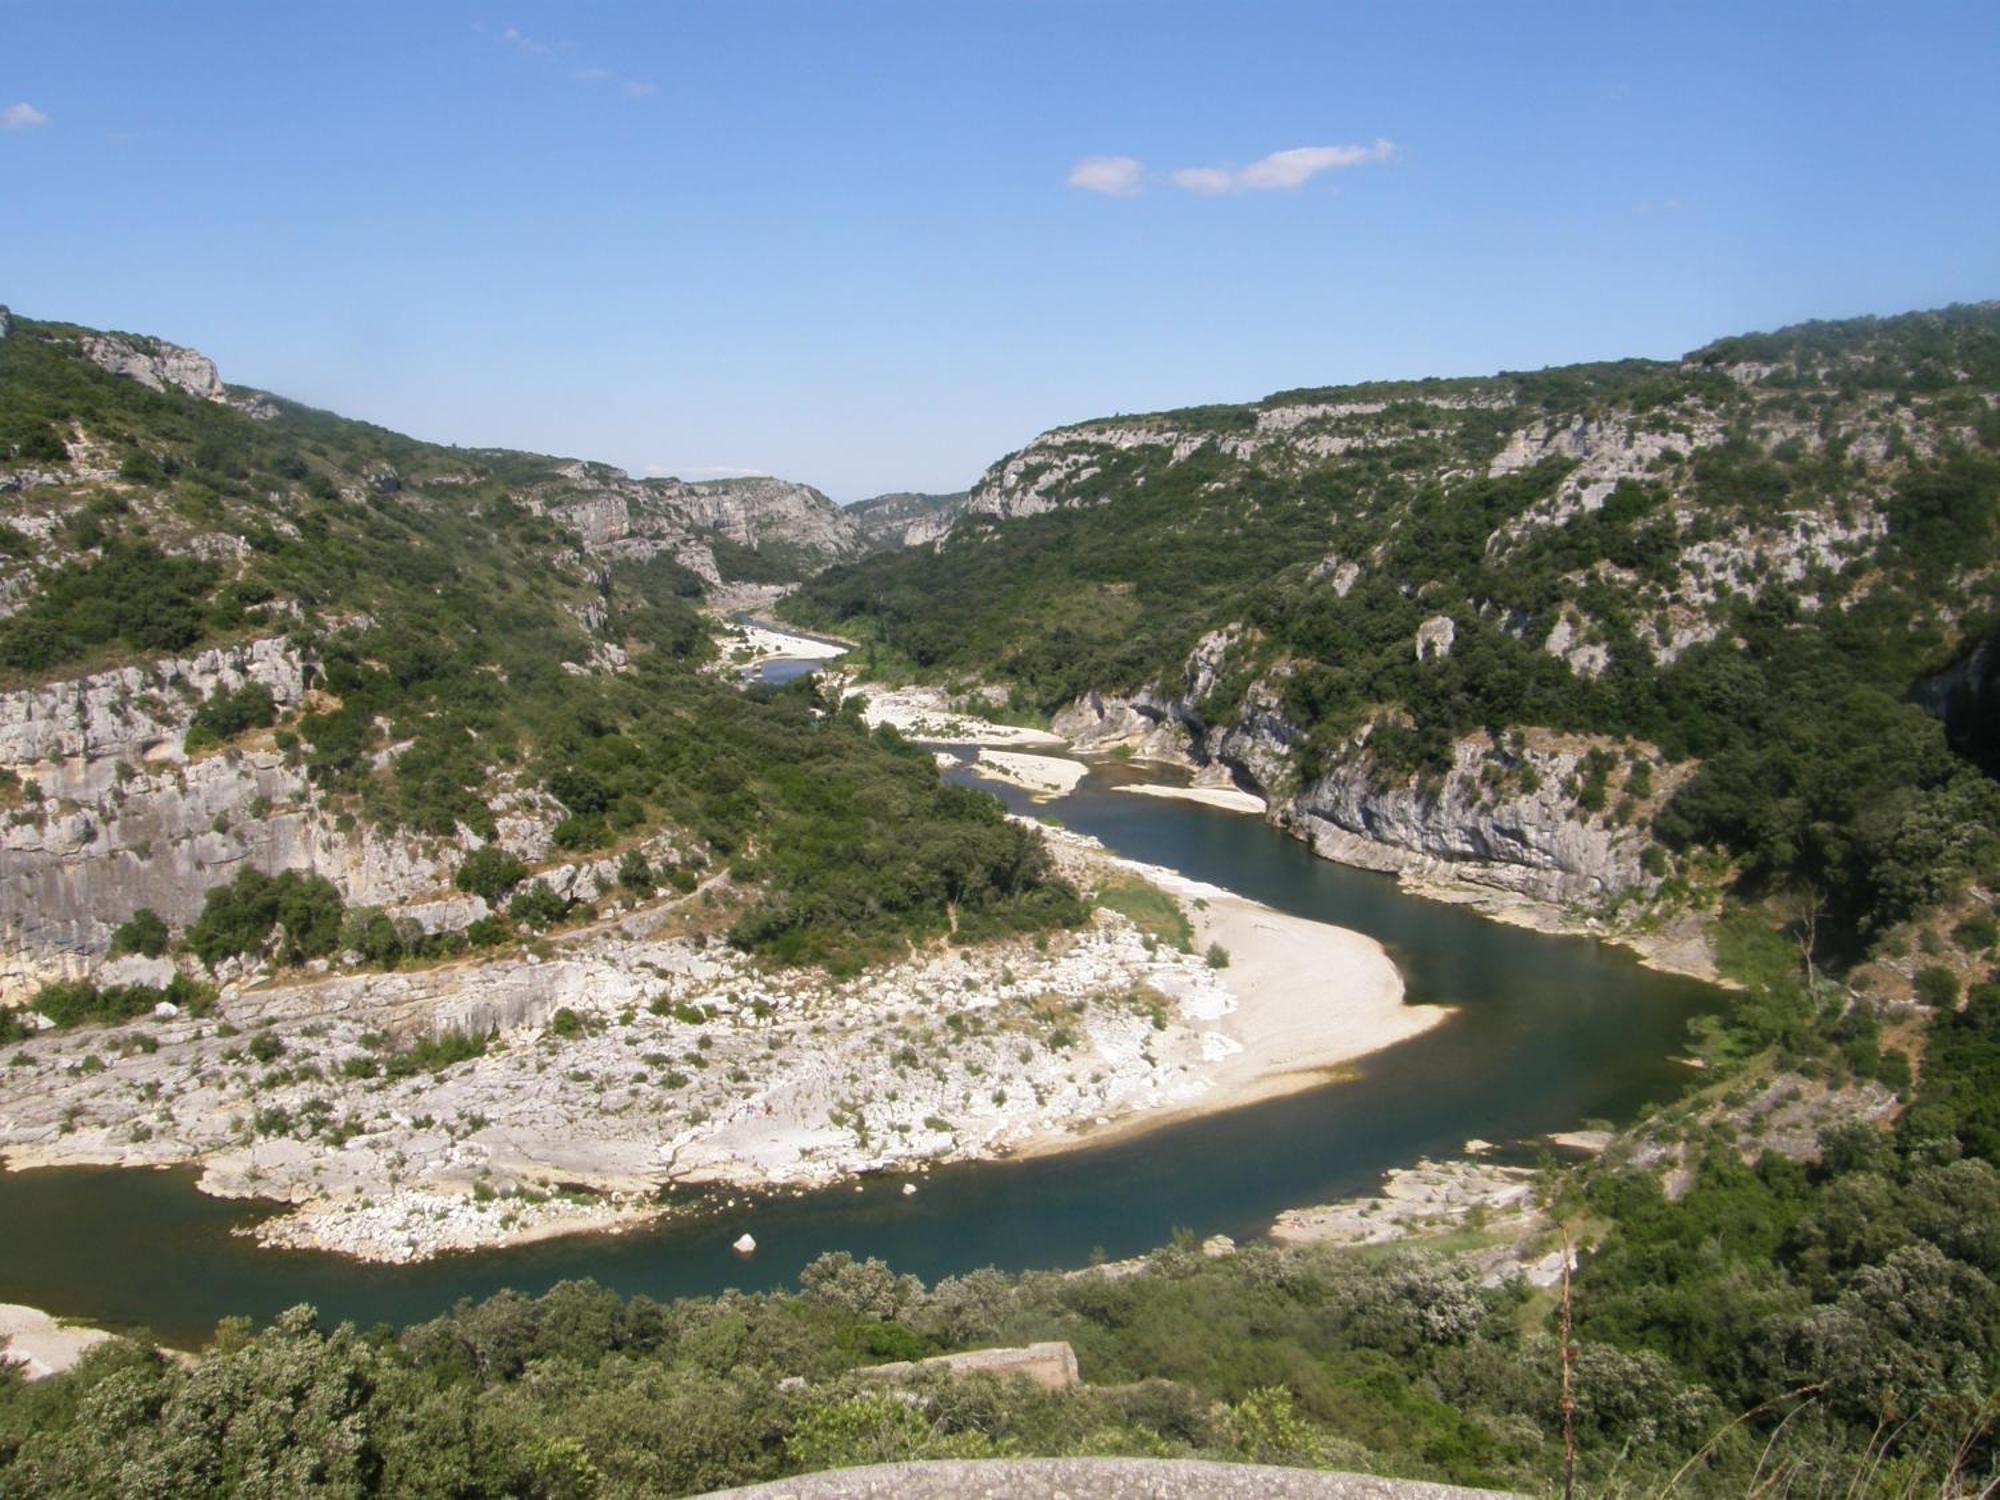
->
[0,666,1722,1346]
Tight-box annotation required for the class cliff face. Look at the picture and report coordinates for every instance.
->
[679,476,861,563]
[0,637,461,999]
[846,490,971,552]
[1054,629,1680,912]
[439,465,862,585]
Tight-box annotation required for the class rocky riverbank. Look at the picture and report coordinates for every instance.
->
[1268,1158,1573,1289]
[0,818,1430,1264]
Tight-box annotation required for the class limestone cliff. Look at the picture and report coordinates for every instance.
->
[846,490,972,552]
[1054,629,1683,914]
[0,637,463,999]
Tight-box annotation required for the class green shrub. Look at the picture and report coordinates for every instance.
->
[188,868,345,968]
[108,908,170,959]
[185,682,277,751]
[455,845,529,903]
[1913,965,1961,1009]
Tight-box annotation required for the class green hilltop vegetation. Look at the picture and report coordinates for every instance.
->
[788,305,2000,946]
[0,311,1083,972]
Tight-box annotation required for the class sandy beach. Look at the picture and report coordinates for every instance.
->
[0,1303,113,1381]
[967,749,1091,798]
[851,683,1067,747]
[726,620,850,669]
[1009,832,1451,1156]
[1114,783,1267,815]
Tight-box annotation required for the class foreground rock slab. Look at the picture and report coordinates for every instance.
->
[694,1457,1516,1499]
[856,1340,1079,1393]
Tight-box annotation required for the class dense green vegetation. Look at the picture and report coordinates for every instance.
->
[789,307,2000,944]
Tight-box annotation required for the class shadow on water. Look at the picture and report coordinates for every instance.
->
[0,752,1721,1346]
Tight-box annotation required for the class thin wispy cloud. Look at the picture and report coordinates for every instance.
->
[1067,141,1395,199]
[1067,155,1145,196]
[1173,140,1395,196]
[485,22,656,102]
[2,102,48,131]
[499,23,553,60]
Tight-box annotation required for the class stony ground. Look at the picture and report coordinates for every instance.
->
[1268,1158,1569,1288]
[0,863,1250,1262]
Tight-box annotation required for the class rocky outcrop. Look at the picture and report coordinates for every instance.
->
[527,468,863,581]
[0,636,305,781]
[80,333,227,403]
[679,476,861,562]
[1414,615,1456,661]
[1280,730,1661,906]
[1055,628,1676,911]
[846,490,972,551]
[0,637,467,1000]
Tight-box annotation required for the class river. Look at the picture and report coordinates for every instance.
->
[0,661,1721,1347]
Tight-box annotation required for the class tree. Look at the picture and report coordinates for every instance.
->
[109,908,170,959]
[454,846,528,903]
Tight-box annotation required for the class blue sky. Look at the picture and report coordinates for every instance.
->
[3,3,1997,499]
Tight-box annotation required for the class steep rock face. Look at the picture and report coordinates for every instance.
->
[1277,733,1658,904]
[0,638,460,1000]
[846,490,972,552]
[527,467,861,581]
[80,333,227,403]
[1054,630,1673,909]
[1052,688,1192,764]
[0,637,305,784]
[678,476,860,561]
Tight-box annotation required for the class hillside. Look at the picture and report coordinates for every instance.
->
[0,306,1080,997]
[845,489,973,552]
[788,304,2000,958]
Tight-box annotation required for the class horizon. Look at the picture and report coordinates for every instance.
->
[5,1,1998,499]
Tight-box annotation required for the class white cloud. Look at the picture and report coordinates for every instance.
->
[1174,139,1395,196]
[499,23,554,59]
[2,102,48,131]
[1169,166,1235,197]
[1066,155,1145,196]
[493,23,653,101]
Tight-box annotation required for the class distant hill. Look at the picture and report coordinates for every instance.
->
[845,489,972,552]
